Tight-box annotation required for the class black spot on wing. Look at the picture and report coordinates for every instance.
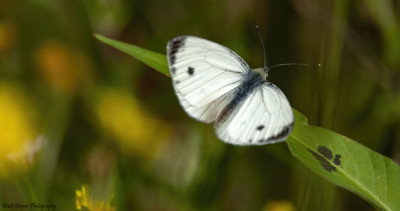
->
[169,48,178,57]
[318,146,333,160]
[188,66,194,75]
[266,122,294,142]
[256,125,264,131]
[170,38,184,53]
[170,55,176,66]
[171,67,176,75]
[168,37,186,66]
[334,154,341,166]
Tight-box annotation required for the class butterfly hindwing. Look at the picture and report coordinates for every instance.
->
[167,36,250,123]
[215,82,294,145]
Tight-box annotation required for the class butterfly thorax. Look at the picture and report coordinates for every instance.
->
[252,68,268,80]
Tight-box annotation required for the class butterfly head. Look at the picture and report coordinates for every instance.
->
[254,67,268,80]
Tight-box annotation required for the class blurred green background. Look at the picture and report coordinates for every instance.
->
[0,0,399,210]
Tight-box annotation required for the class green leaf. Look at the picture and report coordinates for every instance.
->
[94,34,170,76]
[287,110,400,211]
[94,35,400,210]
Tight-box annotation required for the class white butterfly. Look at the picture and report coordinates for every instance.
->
[166,35,294,146]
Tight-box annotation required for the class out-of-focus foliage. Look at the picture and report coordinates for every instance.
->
[35,40,93,94]
[0,0,399,210]
[263,200,295,211]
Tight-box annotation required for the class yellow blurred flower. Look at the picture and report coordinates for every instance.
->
[263,200,296,211]
[75,185,116,211]
[0,83,40,178]
[35,40,92,94]
[95,89,170,161]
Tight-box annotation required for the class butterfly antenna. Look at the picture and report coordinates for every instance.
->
[266,63,320,73]
[256,26,320,73]
[256,26,267,69]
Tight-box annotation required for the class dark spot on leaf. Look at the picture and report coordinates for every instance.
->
[256,125,264,131]
[318,146,333,160]
[307,149,336,172]
[248,139,252,143]
[308,149,326,163]
[188,66,194,75]
[308,146,342,172]
[175,80,180,84]
[321,162,337,172]
[258,139,264,143]
[334,154,341,166]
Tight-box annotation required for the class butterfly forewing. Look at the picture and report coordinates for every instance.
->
[215,83,294,145]
[167,36,249,123]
